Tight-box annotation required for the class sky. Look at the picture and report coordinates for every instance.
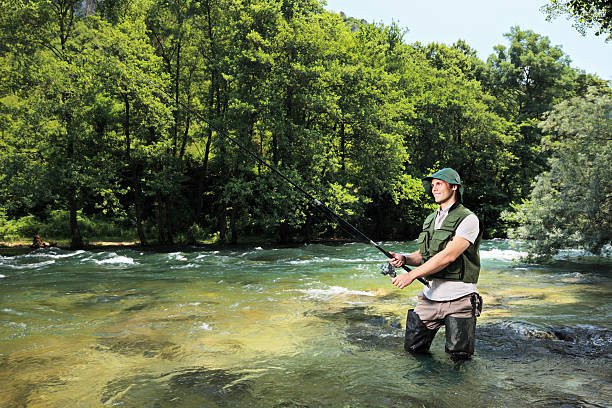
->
[323,0,611,81]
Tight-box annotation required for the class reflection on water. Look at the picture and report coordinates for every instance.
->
[1,242,611,407]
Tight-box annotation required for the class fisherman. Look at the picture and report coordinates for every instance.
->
[389,168,483,360]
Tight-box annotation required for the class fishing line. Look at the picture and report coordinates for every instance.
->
[155,78,428,285]
[0,33,427,286]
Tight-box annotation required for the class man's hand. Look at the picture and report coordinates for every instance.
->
[391,272,414,289]
[388,251,405,268]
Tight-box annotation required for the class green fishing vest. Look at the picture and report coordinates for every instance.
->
[417,203,482,283]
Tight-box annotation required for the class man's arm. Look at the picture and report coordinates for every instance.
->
[391,237,470,289]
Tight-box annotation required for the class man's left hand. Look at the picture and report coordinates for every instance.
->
[391,272,414,289]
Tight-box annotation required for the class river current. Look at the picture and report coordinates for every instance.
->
[1,240,610,407]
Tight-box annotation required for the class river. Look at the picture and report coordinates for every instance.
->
[1,240,610,407]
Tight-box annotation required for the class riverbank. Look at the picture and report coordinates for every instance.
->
[0,236,357,257]
[0,240,140,256]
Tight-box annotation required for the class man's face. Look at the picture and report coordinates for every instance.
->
[431,179,456,205]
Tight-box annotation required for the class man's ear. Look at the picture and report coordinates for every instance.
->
[451,185,457,191]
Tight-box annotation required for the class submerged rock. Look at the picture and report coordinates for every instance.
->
[102,367,252,406]
[312,305,400,326]
[95,334,177,358]
[168,367,251,398]
[312,306,403,350]
[478,321,612,358]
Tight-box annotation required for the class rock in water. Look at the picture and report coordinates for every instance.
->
[31,235,45,248]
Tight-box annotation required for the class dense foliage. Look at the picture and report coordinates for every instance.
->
[503,89,612,260]
[0,0,609,248]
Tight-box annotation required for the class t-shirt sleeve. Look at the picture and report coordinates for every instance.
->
[455,214,479,244]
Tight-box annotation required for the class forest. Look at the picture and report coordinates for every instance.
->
[0,0,610,258]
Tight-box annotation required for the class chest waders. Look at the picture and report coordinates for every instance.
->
[404,203,483,360]
[404,294,483,360]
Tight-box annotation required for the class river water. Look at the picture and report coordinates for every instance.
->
[0,240,610,407]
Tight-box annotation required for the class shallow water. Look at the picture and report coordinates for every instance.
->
[1,240,610,407]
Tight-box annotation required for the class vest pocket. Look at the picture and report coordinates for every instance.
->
[430,257,463,280]
[429,229,454,253]
[417,231,429,254]
[439,258,463,280]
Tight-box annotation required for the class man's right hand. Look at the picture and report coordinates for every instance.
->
[389,252,405,268]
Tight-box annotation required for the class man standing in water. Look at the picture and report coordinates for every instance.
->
[389,168,482,360]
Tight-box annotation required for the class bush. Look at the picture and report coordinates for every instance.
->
[0,209,39,240]
[0,209,136,241]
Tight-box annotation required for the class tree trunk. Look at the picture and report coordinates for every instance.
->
[156,192,165,244]
[69,186,83,249]
[196,125,214,223]
[278,220,291,243]
[340,120,345,173]
[173,39,182,157]
[165,196,174,245]
[133,170,146,246]
[196,2,218,223]
[217,204,227,243]
[124,95,131,159]
[123,95,146,245]
[179,67,196,160]
[230,206,238,244]
[195,162,207,225]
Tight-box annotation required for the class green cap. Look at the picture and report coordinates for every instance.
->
[422,168,464,202]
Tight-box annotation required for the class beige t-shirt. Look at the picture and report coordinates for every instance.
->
[422,205,479,301]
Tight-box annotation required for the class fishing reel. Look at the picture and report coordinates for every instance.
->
[380,262,396,278]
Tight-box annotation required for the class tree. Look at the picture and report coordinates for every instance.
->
[503,88,612,260]
[403,41,517,236]
[486,27,580,120]
[85,15,172,245]
[0,0,90,248]
[483,27,588,217]
[542,0,612,40]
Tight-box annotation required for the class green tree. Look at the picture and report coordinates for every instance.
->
[404,41,517,236]
[85,14,172,245]
[503,88,612,260]
[1,0,93,247]
[144,0,202,244]
[483,27,589,218]
[486,27,579,120]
